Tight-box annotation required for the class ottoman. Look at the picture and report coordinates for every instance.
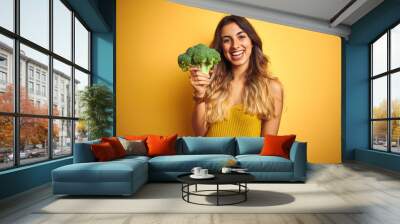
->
[52,158,148,196]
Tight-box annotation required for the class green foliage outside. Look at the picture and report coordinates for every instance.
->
[79,84,113,140]
[372,99,400,145]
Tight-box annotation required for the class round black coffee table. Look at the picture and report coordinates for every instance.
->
[177,173,255,206]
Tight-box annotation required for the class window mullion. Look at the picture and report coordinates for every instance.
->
[370,45,373,149]
[13,0,20,167]
[388,30,391,153]
[49,0,53,160]
[71,10,76,155]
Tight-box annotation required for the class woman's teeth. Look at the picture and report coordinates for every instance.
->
[231,51,244,60]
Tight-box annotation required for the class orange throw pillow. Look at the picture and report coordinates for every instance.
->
[146,134,178,157]
[91,142,117,161]
[260,134,296,159]
[101,137,127,158]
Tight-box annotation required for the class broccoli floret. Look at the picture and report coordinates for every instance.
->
[178,44,221,74]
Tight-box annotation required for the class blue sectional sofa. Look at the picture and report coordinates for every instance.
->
[52,137,307,196]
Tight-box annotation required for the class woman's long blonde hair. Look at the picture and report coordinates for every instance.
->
[205,15,279,124]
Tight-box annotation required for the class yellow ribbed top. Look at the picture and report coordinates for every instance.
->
[206,104,261,137]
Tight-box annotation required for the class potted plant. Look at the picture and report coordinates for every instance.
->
[79,84,113,140]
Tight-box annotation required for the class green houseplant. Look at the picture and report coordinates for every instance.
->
[79,84,113,140]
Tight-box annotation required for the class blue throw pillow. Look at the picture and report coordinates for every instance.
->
[179,137,235,155]
[73,139,100,163]
[236,137,264,155]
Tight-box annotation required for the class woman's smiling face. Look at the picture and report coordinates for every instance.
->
[221,22,253,68]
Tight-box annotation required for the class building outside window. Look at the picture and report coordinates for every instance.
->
[0,54,7,89]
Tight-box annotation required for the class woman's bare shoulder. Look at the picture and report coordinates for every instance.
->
[265,78,283,99]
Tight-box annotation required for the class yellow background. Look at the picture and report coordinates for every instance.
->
[116,0,342,163]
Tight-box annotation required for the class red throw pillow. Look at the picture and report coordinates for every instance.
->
[146,134,178,157]
[101,137,127,158]
[91,142,117,161]
[260,134,296,159]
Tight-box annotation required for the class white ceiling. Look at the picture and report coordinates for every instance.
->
[229,0,352,23]
[170,0,384,38]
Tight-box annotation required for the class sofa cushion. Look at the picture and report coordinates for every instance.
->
[119,138,147,156]
[236,155,293,172]
[236,137,264,155]
[148,154,235,172]
[101,137,127,158]
[260,135,296,159]
[91,142,118,161]
[115,155,150,163]
[178,137,235,155]
[147,134,178,157]
[53,159,147,183]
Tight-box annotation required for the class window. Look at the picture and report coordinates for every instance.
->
[74,69,89,119]
[35,70,40,81]
[28,81,34,94]
[0,55,7,67]
[41,73,46,83]
[0,0,14,32]
[371,23,400,154]
[0,115,13,170]
[20,0,49,49]
[53,0,72,60]
[35,83,40,95]
[28,67,34,80]
[0,54,7,87]
[53,59,71,117]
[41,85,46,97]
[75,18,89,70]
[0,35,13,113]
[0,71,6,85]
[0,0,91,170]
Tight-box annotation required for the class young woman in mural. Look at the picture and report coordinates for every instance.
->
[189,15,283,137]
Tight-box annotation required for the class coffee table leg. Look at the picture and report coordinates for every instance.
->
[187,184,190,202]
[217,184,219,206]
[195,184,197,192]
[245,183,247,201]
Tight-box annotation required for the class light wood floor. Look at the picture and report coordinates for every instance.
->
[1,162,400,224]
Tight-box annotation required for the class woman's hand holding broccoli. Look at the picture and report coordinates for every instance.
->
[178,44,221,99]
[189,67,212,98]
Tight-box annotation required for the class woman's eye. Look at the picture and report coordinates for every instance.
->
[239,35,246,39]
[223,39,230,43]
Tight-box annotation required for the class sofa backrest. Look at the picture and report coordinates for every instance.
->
[235,137,264,155]
[74,137,300,160]
[73,139,100,163]
[177,137,236,155]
